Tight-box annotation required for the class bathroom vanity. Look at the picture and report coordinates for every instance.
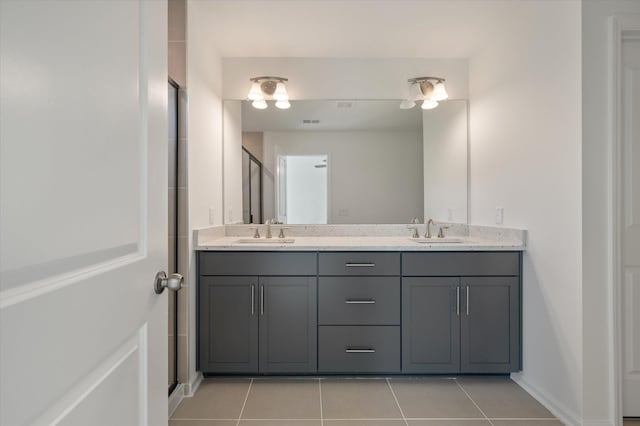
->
[195,225,525,376]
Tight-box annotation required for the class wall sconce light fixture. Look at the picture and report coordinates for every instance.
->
[400,77,448,110]
[247,76,290,109]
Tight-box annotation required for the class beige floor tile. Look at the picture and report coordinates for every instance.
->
[491,421,564,426]
[408,421,491,426]
[170,421,236,426]
[457,377,555,419]
[241,379,321,419]
[325,421,406,425]
[390,377,483,418]
[239,421,321,426]
[172,378,251,419]
[321,378,403,419]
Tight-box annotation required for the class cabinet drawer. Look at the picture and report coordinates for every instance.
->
[318,326,400,373]
[319,252,400,276]
[199,252,316,276]
[402,252,520,276]
[318,277,399,325]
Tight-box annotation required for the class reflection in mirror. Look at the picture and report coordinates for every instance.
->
[223,100,468,225]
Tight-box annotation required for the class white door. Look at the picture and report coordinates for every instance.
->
[622,34,640,417]
[0,1,168,425]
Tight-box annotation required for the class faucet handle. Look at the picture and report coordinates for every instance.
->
[407,225,420,239]
[277,227,291,239]
[248,226,260,238]
[410,217,420,224]
[437,226,450,238]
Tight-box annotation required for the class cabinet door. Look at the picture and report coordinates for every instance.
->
[198,276,258,373]
[259,277,317,373]
[402,277,460,373]
[461,277,520,373]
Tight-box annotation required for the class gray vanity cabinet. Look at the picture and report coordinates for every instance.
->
[197,252,317,374]
[317,252,401,373]
[259,276,317,373]
[402,252,521,374]
[460,276,519,373]
[402,277,461,373]
[198,276,258,373]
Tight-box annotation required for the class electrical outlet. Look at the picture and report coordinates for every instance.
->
[495,207,504,225]
[228,209,233,223]
[447,208,454,221]
[338,208,349,217]
[209,207,215,225]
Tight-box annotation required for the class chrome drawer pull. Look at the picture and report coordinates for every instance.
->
[345,263,375,267]
[345,299,376,304]
[345,348,376,353]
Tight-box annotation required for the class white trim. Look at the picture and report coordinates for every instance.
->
[168,384,185,417]
[511,375,581,426]
[608,14,640,425]
[185,371,203,397]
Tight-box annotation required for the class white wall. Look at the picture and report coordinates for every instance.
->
[263,130,423,224]
[582,1,640,424]
[468,1,583,423]
[223,101,243,224]
[423,101,468,223]
[222,58,468,101]
[186,0,224,390]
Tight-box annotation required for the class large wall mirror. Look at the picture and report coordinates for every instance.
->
[223,99,468,225]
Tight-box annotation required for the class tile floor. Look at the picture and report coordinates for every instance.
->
[171,376,566,426]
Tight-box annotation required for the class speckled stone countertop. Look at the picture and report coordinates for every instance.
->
[194,224,526,251]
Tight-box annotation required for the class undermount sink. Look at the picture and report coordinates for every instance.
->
[234,238,296,244]
[410,237,464,244]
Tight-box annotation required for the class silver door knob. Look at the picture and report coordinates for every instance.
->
[154,271,184,294]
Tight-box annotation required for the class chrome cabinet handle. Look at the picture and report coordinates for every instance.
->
[456,286,460,317]
[345,299,376,304]
[251,284,255,316]
[466,286,470,316]
[260,285,265,316]
[154,271,183,294]
[345,348,376,353]
[345,263,375,267]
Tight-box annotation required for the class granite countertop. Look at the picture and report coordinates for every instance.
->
[195,224,526,251]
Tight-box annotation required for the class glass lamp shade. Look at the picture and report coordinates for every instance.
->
[247,82,263,101]
[252,99,268,109]
[432,82,449,101]
[273,82,289,101]
[275,100,291,109]
[399,99,416,109]
[421,99,439,110]
[409,82,424,101]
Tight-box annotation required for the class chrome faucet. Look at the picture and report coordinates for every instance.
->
[264,218,274,239]
[425,219,435,238]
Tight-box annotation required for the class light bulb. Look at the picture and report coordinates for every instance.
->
[247,82,263,101]
[399,99,416,109]
[252,99,268,109]
[275,100,290,109]
[432,81,448,101]
[421,99,439,110]
[273,82,289,101]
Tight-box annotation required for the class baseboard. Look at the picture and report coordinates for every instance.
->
[511,374,582,425]
[582,421,615,426]
[185,371,203,397]
[168,384,184,417]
